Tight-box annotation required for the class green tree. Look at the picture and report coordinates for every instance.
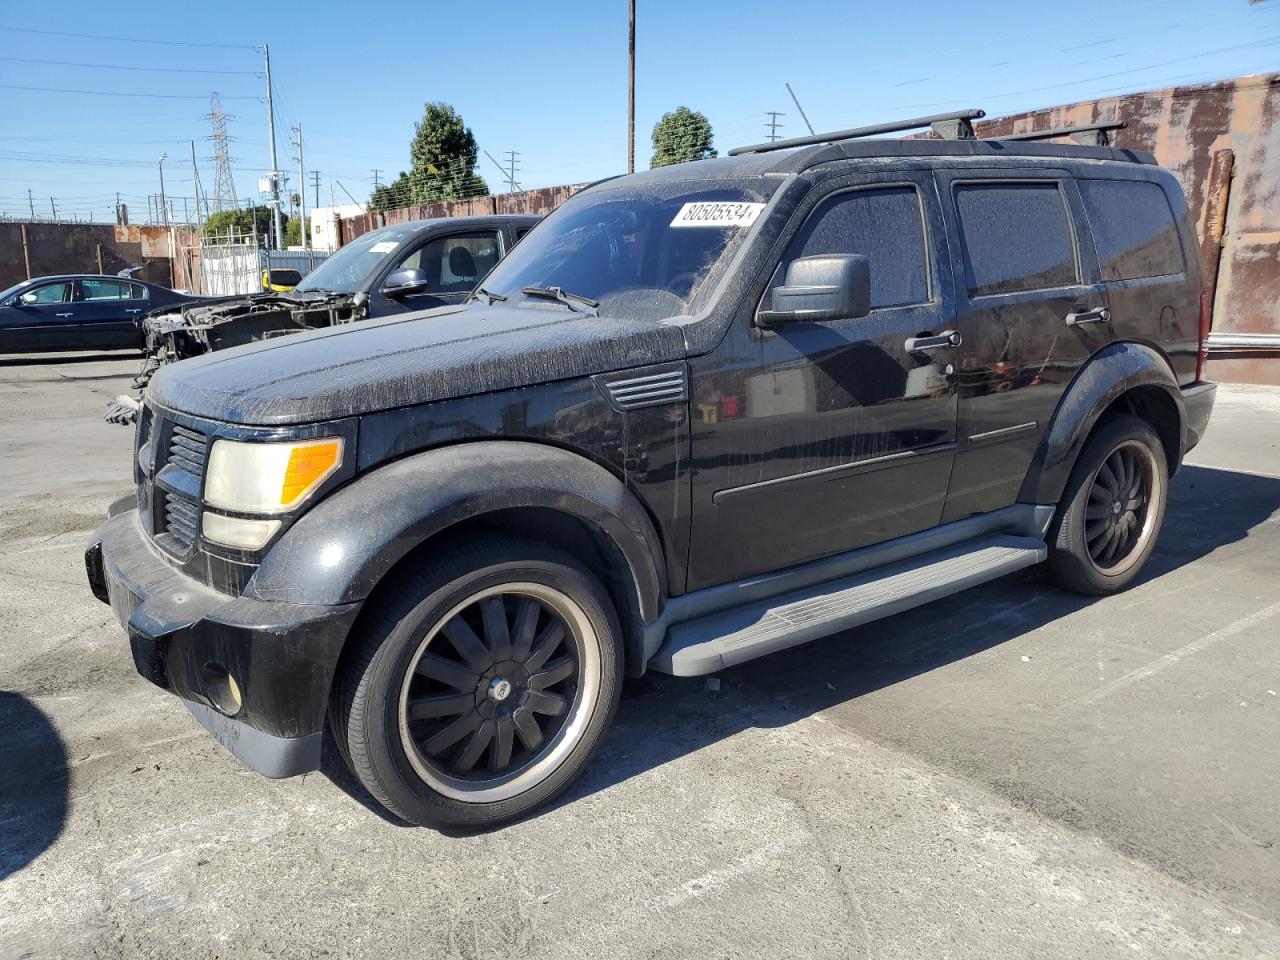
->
[284,215,310,247]
[650,106,717,168]
[370,102,489,210]
[202,205,285,241]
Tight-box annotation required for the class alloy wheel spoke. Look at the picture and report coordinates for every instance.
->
[453,719,496,773]
[1088,483,1111,503]
[529,655,576,690]
[1086,518,1110,543]
[408,691,474,720]
[491,718,515,771]
[524,622,566,672]
[481,597,512,660]
[510,598,541,662]
[1097,461,1120,497]
[415,653,478,691]
[424,710,483,756]
[1125,496,1144,512]
[441,617,492,673]
[525,689,568,717]
[512,706,543,751]
[1091,524,1117,562]
[1086,502,1111,521]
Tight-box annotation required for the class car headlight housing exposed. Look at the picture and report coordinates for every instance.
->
[202,437,344,549]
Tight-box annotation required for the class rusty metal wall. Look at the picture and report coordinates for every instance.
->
[0,222,185,290]
[975,72,1279,384]
[338,183,590,246]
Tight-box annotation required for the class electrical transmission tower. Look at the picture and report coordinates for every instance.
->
[765,111,786,143]
[208,92,239,214]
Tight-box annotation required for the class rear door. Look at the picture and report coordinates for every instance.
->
[74,278,147,349]
[935,169,1106,521]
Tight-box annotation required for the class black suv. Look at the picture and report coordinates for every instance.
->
[87,111,1216,830]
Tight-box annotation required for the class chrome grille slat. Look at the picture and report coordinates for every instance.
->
[167,425,209,479]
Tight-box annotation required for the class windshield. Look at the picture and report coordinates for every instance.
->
[479,178,780,321]
[295,223,420,293]
[0,280,32,302]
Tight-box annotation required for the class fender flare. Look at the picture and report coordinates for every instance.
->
[1018,341,1186,506]
[246,441,667,624]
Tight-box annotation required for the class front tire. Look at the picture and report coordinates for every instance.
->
[331,536,623,830]
[1046,414,1168,595]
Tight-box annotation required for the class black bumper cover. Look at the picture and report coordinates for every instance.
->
[1181,381,1216,458]
[86,505,360,778]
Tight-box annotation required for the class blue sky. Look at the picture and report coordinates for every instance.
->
[0,0,1277,222]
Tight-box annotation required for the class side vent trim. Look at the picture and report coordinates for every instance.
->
[595,366,688,411]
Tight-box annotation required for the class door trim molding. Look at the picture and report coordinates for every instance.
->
[712,440,956,504]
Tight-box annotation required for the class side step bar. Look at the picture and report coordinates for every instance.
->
[651,535,1047,676]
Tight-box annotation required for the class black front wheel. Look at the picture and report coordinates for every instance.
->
[330,537,622,830]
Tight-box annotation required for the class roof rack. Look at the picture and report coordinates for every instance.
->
[998,120,1127,147]
[728,109,986,156]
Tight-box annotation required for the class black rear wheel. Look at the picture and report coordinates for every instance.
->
[330,536,622,830]
[1047,414,1168,595]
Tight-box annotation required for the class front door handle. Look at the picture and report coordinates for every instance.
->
[904,329,962,352]
[55,311,74,317]
[1065,307,1111,327]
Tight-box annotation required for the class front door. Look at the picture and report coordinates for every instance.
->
[370,230,503,316]
[7,280,76,351]
[934,170,1106,521]
[686,171,960,590]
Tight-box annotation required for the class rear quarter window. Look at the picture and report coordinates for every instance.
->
[1079,179,1184,281]
[954,182,1078,297]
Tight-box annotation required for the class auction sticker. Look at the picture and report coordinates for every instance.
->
[670,202,765,228]
[369,241,399,253]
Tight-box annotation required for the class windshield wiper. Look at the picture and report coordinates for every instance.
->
[520,285,599,317]
[472,286,507,305]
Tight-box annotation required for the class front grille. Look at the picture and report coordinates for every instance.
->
[162,490,199,551]
[167,424,208,478]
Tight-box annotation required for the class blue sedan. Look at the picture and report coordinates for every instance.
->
[0,275,207,354]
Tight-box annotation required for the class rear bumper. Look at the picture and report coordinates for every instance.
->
[85,503,360,778]
[1181,381,1216,458]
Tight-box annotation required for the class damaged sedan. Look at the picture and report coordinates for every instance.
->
[109,214,538,422]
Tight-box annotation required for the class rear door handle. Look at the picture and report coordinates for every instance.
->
[55,312,74,317]
[904,330,962,352]
[125,308,143,314]
[1065,307,1111,327]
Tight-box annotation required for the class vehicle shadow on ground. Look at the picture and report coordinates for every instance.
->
[315,464,1280,827]
[0,352,138,368]
[556,463,1280,813]
[0,692,69,877]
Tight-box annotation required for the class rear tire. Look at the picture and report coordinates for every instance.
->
[1046,414,1168,595]
[330,536,622,831]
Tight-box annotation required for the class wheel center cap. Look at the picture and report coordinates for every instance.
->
[1112,501,1122,515]
[488,677,513,702]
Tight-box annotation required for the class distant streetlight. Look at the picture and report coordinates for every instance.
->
[158,153,169,227]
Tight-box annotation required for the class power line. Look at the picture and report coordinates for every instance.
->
[0,26,257,49]
[0,56,258,74]
[0,83,260,100]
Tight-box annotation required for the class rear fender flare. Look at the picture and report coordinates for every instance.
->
[1018,341,1185,506]
[247,441,666,624]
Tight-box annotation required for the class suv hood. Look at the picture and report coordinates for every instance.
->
[147,302,688,425]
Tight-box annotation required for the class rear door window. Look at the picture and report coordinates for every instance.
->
[783,185,930,309]
[79,278,133,301]
[1079,179,1184,281]
[954,182,1078,297]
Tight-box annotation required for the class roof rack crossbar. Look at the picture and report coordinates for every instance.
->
[998,120,1127,147]
[728,109,986,156]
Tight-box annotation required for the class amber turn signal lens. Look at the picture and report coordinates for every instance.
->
[281,440,343,506]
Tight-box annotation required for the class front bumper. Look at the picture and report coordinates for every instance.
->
[1181,381,1217,457]
[86,501,360,778]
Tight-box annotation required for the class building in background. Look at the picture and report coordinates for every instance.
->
[310,204,366,252]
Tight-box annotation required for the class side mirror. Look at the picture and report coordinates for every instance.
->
[381,267,429,298]
[757,254,871,327]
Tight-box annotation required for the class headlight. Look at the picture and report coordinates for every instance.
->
[204,437,344,515]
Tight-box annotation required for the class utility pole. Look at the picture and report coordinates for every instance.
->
[189,140,206,228]
[765,111,785,143]
[27,189,35,220]
[311,170,321,211]
[50,197,57,222]
[504,151,521,193]
[785,82,816,136]
[263,43,283,251]
[627,0,635,174]
[158,153,169,227]
[292,124,308,252]
[371,169,382,191]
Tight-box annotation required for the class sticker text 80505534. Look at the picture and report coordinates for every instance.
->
[670,202,765,228]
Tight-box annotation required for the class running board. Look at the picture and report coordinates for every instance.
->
[651,535,1047,676]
